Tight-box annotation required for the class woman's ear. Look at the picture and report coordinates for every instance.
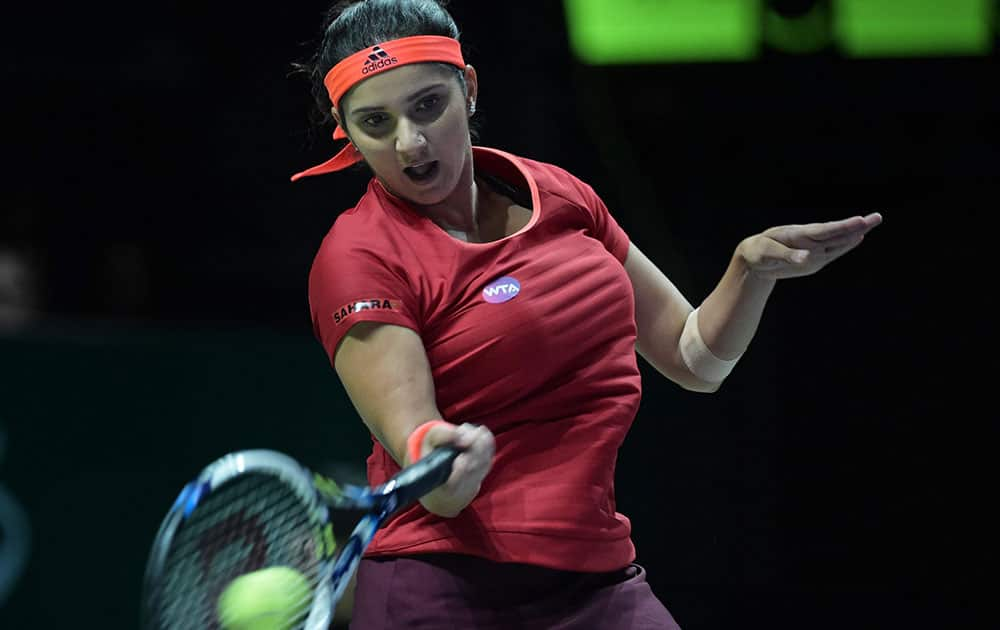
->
[464,65,478,114]
[331,107,353,142]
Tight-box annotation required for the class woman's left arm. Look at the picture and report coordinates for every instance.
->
[627,212,882,393]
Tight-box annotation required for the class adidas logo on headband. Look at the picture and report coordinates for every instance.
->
[362,45,399,75]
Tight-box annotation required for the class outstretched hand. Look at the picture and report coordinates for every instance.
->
[738,212,882,280]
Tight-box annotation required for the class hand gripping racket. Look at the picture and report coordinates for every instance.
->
[141,446,458,629]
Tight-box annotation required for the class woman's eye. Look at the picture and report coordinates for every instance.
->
[363,113,388,127]
[415,96,441,112]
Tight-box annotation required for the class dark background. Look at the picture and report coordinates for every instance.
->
[1,1,994,628]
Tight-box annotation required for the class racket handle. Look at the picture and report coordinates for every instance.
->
[382,446,459,510]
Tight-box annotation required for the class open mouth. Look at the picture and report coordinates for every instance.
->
[403,161,440,183]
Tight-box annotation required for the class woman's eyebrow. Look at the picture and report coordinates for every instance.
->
[351,83,448,115]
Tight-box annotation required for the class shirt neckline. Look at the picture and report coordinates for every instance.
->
[373,146,541,247]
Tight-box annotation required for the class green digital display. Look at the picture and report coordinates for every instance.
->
[833,0,993,57]
[763,3,832,54]
[563,0,993,63]
[563,0,761,63]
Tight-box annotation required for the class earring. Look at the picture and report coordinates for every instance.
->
[469,100,476,115]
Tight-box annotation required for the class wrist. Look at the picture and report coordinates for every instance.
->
[734,239,777,288]
[406,419,449,465]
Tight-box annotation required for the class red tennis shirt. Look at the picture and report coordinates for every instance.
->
[308,147,642,572]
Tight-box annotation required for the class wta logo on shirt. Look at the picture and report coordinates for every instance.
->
[362,46,398,75]
[333,298,400,324]
[482,276,521,304]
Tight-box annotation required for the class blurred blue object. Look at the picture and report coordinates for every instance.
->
[0,426,32,607]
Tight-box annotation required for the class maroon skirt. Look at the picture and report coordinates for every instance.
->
[349,553,681,629]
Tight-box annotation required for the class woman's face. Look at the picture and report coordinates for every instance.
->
[338,63,478,207]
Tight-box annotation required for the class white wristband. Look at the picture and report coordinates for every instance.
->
[679,307,741,384]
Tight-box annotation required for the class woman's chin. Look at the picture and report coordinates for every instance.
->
[391,174,454,207]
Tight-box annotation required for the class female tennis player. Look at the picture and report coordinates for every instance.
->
[292,1,881,627]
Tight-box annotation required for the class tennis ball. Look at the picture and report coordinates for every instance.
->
[217,566,313,630]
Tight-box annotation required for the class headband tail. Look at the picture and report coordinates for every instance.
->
[290,141,364,181]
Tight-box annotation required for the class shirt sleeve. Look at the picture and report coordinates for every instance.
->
[308,232,420,365]
[567,175,631,263]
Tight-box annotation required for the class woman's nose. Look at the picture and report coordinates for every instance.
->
[395,117,427,157]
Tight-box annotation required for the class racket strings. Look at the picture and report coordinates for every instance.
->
[151,473,327,630]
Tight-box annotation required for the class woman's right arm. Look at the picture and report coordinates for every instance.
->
[334,321,494,517]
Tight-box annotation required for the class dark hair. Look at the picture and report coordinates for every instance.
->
[294,0,466,130]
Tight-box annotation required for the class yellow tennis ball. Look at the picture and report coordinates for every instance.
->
[217,566,313,630]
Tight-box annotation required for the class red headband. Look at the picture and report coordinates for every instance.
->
[291,35,466,181]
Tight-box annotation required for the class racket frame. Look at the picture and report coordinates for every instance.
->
[142,450,336,630]
[142,446,458,630]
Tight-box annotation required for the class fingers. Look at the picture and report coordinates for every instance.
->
[451,423,489,450]
[442,423,494,494]
[795,231,866,265]
[803,212,882,242]
[425,422,494,468]
[426,422,490,449]
[810,231,865,253]
[454,424,494,455]
[748,235,809,266]
[761,213,881,257]
[744,212,880,280]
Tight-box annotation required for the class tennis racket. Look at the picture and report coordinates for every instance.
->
[141,446,458,629]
